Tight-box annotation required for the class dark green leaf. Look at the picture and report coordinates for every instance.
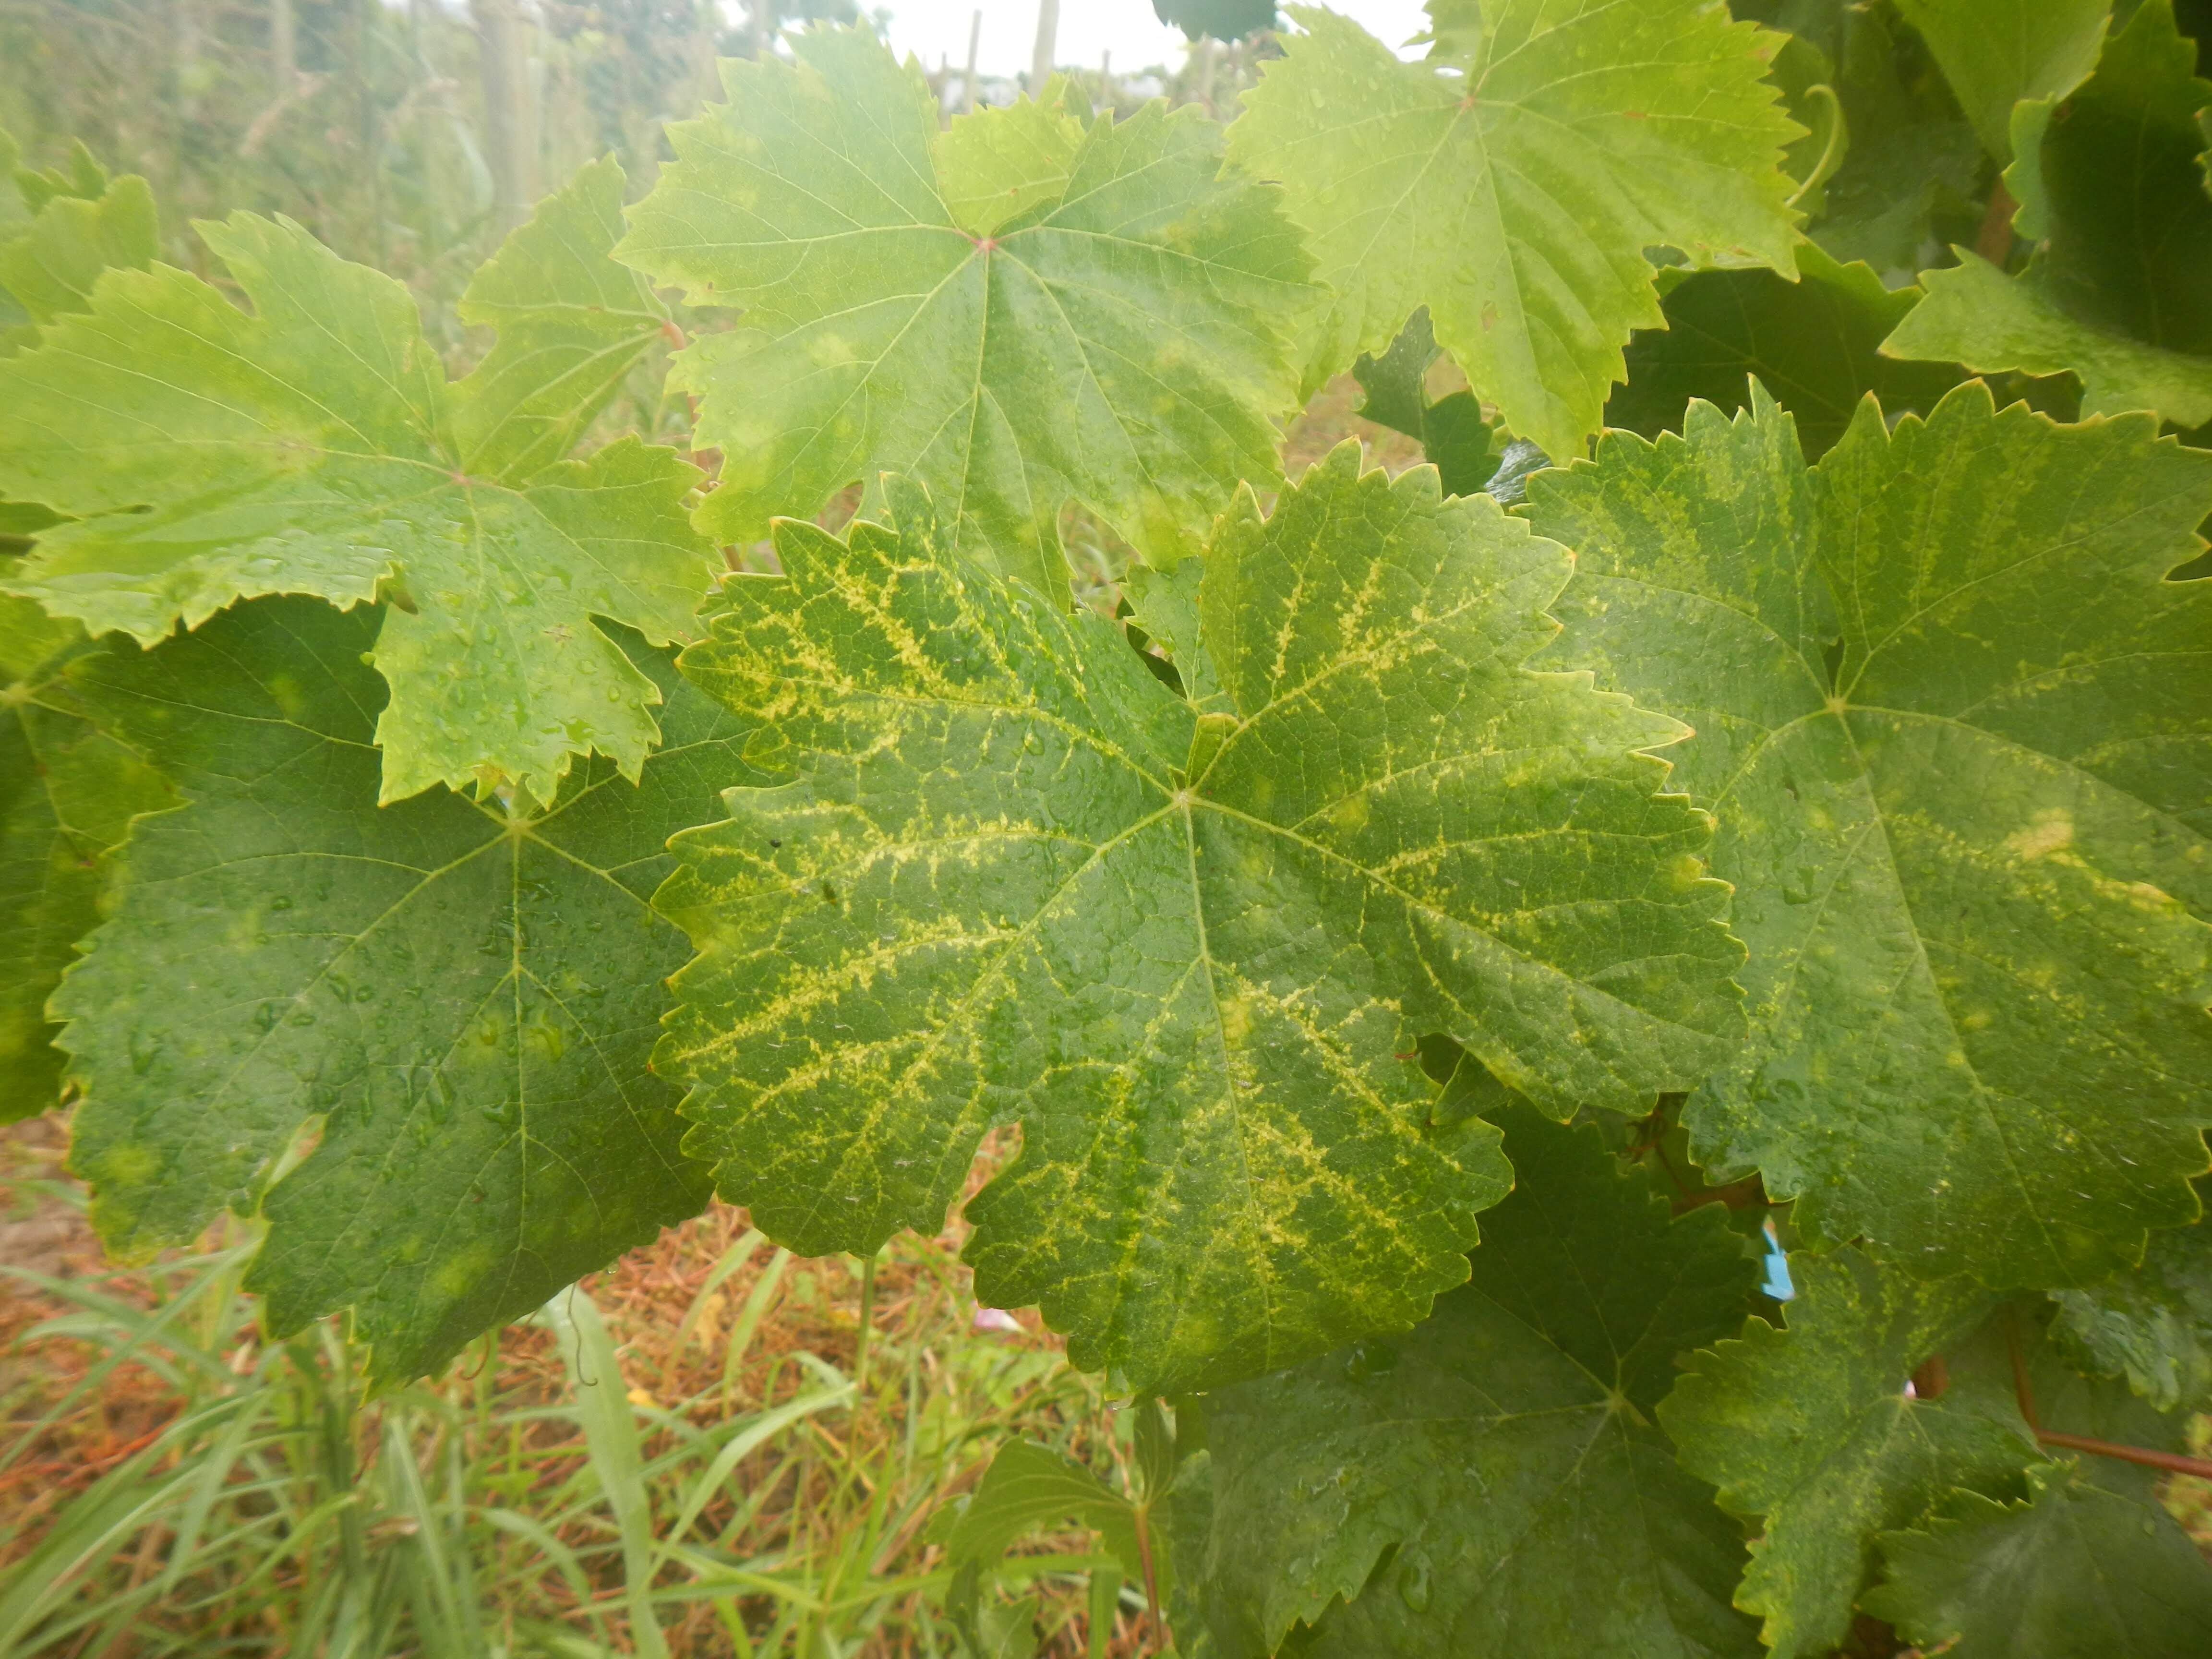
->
[1800,2,1984,279]
[1187,1103,1763,1658]
[1863,1304,2212,1659]
[1153,0,1277,43]
[1659,1250,2043,1659]
[1883,0,2212,425]
[57,596,736,1384]
[1530,386,2212,1287]
[2051,1216,2212,1412]
[1864,1458,2212,1657]
[1607,244,1962,458]
[1890,0,2109,159]
[1351,311,1500,498]
[0,578,173,1121]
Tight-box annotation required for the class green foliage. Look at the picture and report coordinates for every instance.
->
[1184,1101,1763,1658]
[1608,244,1962,458]
[657,449,1741,1395]
[1661,1252,2038,1658]
[3,10,2212,1656]
[1889,0,2109,159]
[55,594,729,1382]
[936,1434,1165,1656]
[0,579,173,1120]
[1154,0,1280,44]
[0,159,715,806]
[0,134,156,354]
[619,27,1315,588]
[1230,0,1802,458]
[1733,0,1985,279]
[1350,309,1501,497]
[1865,1458,2212,1657]
[1883,0,2212,424]
[0,1215,1107,1657]
[1529,386,2212,1287]
[2051,1214,2212,1411]
[1860,1307,2212,1656]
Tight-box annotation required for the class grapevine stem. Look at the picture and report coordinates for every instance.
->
[1133,1500,1165,1654]
[854,1252,878,1396]
[2003,1314,2212,1480]
[2032,1430,2212,1481]
[1976,180,2019,264]
[1783,84,1846,208]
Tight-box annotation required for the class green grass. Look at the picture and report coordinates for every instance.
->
[0,1167,1155,1659]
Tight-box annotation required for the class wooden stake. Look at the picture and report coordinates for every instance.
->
[963,9,982,115]
[1031,0,1060,96]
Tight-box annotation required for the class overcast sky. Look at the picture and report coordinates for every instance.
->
[877,2,1431,78]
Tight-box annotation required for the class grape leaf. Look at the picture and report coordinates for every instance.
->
[1659,1250,2043,1659]
[1607,244,1963,459]
[1882,1,2212,425]
[1153,0,1278,44]
[1529,386,2212,1288]
[0,130,21,230]
[656,450,1743,1395]
[56,595,738,1384]
[1886,252,2212,427]
[2020,0,2212,349]
[932,91,1086,242]
[2051,1214,2212,1412]
[0,504,57,545]
[1865,1316,2212,1658]
[0,158,717,806]
[616,27,1314,591]
[9,137,114,216]
[1121,559,1227,714]
[1185,1102,1763,1659]
[1350,309,1499,499]
[1801,1,1984,279]
[0,578,173,1121]
[0,134,155,550]
[445,154,677,481]
[1865,1458,2212,1656]
[1226,1,1802,460]
[0,145,155,353]
[1890,0,2110,159]
[0,134,165,1032]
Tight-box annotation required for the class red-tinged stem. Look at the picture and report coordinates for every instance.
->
[2003,1313,2212,1479]
[2032,1430,2212,1481]
[1134,1501,1165,1654]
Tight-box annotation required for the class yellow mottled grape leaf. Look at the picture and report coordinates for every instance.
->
[655,452,1743,1395]
[1531,385,2212,1288]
